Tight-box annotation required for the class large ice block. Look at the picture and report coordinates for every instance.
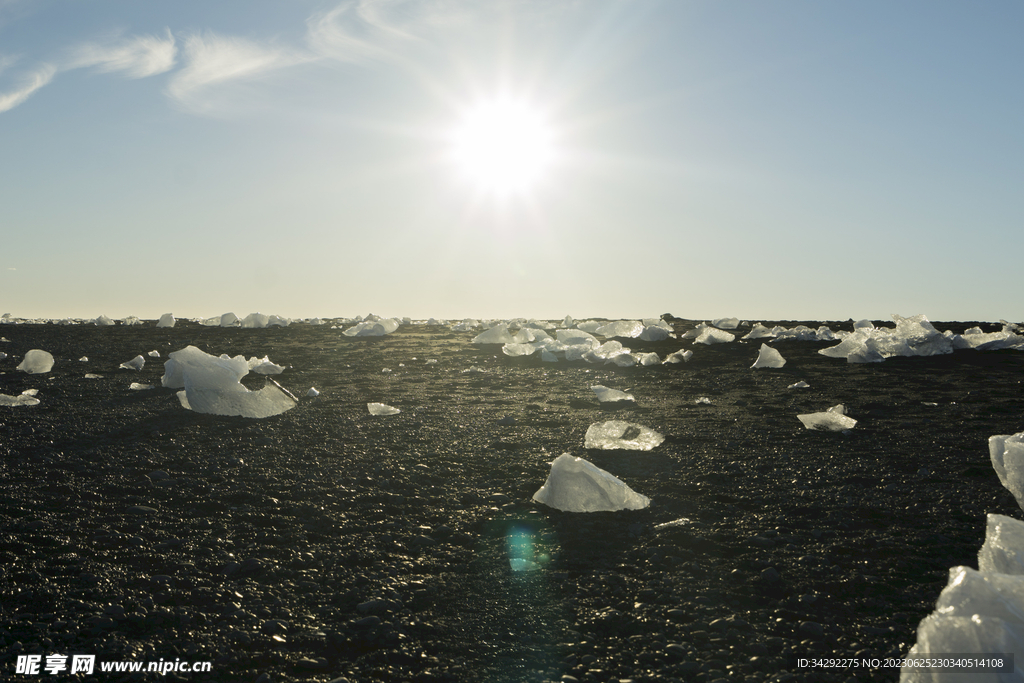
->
[161,346,296,418]
[17,349,54,374]
[532,453,650,512]
[585,420,665,451]
[156,313,175,328]
[596,320,643,339]
[902,613,1024,682]
[695,328,735,345]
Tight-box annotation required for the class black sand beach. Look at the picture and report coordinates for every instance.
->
[1,319,1023,682]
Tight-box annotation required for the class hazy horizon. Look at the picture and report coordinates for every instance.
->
[3,1,1021,323]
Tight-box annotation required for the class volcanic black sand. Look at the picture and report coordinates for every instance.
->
[1,319,1023,683]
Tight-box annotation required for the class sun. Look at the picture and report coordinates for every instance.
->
[448,96,557,197]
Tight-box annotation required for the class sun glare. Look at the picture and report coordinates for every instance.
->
[448,97,557,197]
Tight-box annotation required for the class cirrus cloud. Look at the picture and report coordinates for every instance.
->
[68,29,177,79]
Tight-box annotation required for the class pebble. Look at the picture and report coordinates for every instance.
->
[760,567,781,583]
[798,621,824,639]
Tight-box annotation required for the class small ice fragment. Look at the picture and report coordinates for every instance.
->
[532,453,650,512]
[751,344,786,369]
[252,360,285,375]
[591,385,635,403]
[17,349,54,374]
[0,352,5,359]
[788,381,810,389]
[147,350,160,358]
[119,355,145,371]
[655,518,693,530]
[368,402,400,415]
[585,420,665,451]
[497,415,516,426]
[0,390,40,406]
[307,387,319,397]
[129,382,154,390]
[85,373,103,379]
[797,404,857,431]
[462,366,487,374]
[156,313,175,328]
[695,397,712,405]
[79,356,88,362]
[663,349,693,364]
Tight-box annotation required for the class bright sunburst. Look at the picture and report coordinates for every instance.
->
[448,96,557,197]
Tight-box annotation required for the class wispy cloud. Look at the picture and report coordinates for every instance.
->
[166,31,312,114]
[0,62,56,113]
[68,29,177,79]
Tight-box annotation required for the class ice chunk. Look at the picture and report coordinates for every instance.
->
[695,397,712,404]
[129,382,154,390]
[712,317,739,329]
[0,390,40,406]
[742,323,775,340]
[220,312,239,327]
[979,514,1024,575]
[532,453,650,512]
[502,342,538,357]
[638,325,672,341]
[94,315,114,326]
[788,380,810,389]
[79,356,88,362]
[990,432,1024,509]
[161,346,297,418]
[147,350,160,358]
[585,420,665,451]
[156,313,175,328]
[368,402,400,415]
[0,352,5,359]
[591,385,635,403]
[903,613,1024,681]
[85,373,103,379]
[596,320,643,339]
[636,352,660,366]
[307,387,319,397]
[251,359,285,375]
[854,319,874,330]
[663,349,693,364]
[576,320,602,334]
[470,323,514,344]
[344,318,400,337]
[751,344,786,369]
[561,315,574,328]
[119,355,145,371]
[242,312,271,328]
[798,404,857,431]
[541,349,559,362]
[586,340,630,364]
[695,327,735,345]
[17,349,54,374]
[821,314,954,363]
[556,328,599,346]
[932,566,1024,624]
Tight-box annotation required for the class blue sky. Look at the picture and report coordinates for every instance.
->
[2,1,1021,322]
